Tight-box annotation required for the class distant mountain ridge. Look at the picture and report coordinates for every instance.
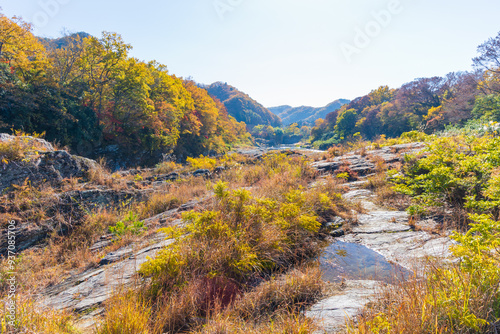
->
[39,32,91,50]
[205,82,282,128]
[269,99,350,125]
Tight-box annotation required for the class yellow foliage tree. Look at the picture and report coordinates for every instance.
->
[0,14,49,83]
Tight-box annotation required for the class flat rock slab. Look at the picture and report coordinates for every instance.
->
[308,181,454,332]
[40,237,173,313]
[306,280,382,333]
[342,189,373,201]
[340,231,455,272]
[353,210,410,234]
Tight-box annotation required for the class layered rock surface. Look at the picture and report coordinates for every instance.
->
[0,137,453,333]
[311,142,424,176]
[306,183,454,333]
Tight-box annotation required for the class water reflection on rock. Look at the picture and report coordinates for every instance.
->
[320,241,413,283]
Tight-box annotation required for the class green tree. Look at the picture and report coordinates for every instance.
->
[334,108,357,139]
[472,94,500,122]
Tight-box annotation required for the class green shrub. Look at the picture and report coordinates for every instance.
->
[109,212,146,236]
[392,135,500,221]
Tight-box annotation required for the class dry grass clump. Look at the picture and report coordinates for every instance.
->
[193,267,322,333]
[97,290,152,334]
[0,297,78,334]
[138,192,182,219]
[0,139,25,163]
[195,313,318,334]
[0,131,51,164]
[96,167,338,333]
[220,152,317,192]
[251,153,318,197]
[155,161,182,174]
[350,263,499,334]
[358,158,411,211]
[86,158,121,188]
[0,208,120,293]
[0,181,57,227]
[97,266,323,334]
[135,176,209,220]
[230,266,324,320]
[168,177,208,202]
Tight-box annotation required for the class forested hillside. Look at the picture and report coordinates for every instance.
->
[310,32,500,149]
[0,14,250,166]
[205,82,282,129]
[269,99,349,126]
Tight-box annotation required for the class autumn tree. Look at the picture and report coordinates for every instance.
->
[78,32,131,121]
[47,34,85,89]
[0,16,250,163]
[473,31,500,94]
[0,13,48,83]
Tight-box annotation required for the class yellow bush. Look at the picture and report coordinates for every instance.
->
[187,155,217,170]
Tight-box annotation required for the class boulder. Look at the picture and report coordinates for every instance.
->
[192,169,211,178]
[0,133,55,152]
[0,150,97,193]
[214,166,225,174]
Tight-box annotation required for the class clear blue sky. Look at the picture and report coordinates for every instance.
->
[2,0,500,108]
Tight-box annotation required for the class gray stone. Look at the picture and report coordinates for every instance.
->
[310,161,342,173]
[89,240,112,252]
[0,148,98,193]
[329,229,345,238]
[214,166,225,174]
[324,217,345,231]
[40,236,175,313]
[352,210,410,234]
[146,172,179,182]
[306,280,382,332]
[342,189,373,201]
[99,244,136,265]
[192,169,211,178]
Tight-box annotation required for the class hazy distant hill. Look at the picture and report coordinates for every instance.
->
[269,99,350,126]
[39,32,91,50]
[205,82,282,128]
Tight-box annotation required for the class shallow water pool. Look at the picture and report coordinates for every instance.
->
[320,241,412,283]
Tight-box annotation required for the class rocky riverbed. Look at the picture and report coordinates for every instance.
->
[1,133,454,332]
[306,180,455,333]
